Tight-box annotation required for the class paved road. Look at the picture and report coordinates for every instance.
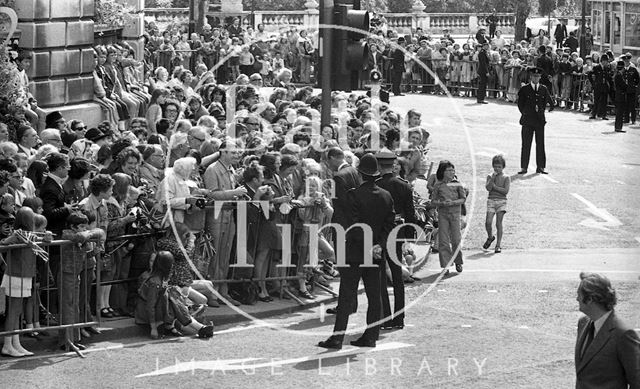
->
[1,93,638,388]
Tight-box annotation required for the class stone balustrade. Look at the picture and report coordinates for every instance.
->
[144,8,515,36]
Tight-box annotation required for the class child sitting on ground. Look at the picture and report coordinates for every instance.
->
[135,251,214,340]
[483,155,510,253]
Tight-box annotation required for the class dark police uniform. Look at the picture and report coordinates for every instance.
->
[614,61,628,132]
[319,155,395,349]
[375,152,417,329]
[588,61,613,119]
[390,38,406,96]
[623,56,639,124]
[517,67,554,173]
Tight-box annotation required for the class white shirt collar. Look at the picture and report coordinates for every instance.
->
[593,310,612,337]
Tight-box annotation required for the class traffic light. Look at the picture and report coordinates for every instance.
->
[332,0,369,91]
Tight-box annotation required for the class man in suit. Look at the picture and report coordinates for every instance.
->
[486,10,498,39]
[375,151,417,330]
[517,67,554,175]
[575,272,640,388]
[390,37,406,96]
[554,20,568,48]
[623,53,639,125]
[318,154,395,350]
[41,152,74,237]
[203,140,247,306]
[477,42,490,104]
[327,147,362,229]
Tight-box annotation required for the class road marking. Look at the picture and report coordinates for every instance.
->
[538,290,548,293]
[461,324,472,328]
[616,180,626,185]
[423,268,640,274]
[475,151,494,158]
[636,237,640,245]
[487,290,498,293]
[136,342,415,377]
[583,179,592,184]
[571,193,623,230]
[437,289,446,292]
[484,147,505,154]
[541,175,559,183]
[518,325,530,329]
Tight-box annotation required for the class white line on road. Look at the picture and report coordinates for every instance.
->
[538,290,548,293]
[636,237,640,245]
[616,180,626,185]
[487,290,498,293]
[518,325,530,329]
[571,193,623,230]
[484,147,506,154]
[541,175,559,183]
[461,324,472,328]
[423,268,639,274]
[583,179,592,183]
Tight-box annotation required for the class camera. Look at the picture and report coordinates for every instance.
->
[195,198,206,209]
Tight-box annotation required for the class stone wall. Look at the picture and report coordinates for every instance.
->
[15,0,95,109]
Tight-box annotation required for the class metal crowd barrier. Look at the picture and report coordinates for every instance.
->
[0,239,102,357]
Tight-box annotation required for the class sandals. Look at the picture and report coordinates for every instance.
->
[100,308,113,318]
[483,236,496,250]
[299,290,315,300]
[197,324,214,339]
[495,246,502,253]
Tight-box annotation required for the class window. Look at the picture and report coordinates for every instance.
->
[625,4,640,47]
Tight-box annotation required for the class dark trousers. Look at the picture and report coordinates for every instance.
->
[391,70,403,95]
[624,93,637,123]
[615,100,626,130]
[489,25,496,39]
[521,125,546,170]
[477,73,487,102]
[592,92,609,118]
[332,263,382,342]
[381,242,405,325]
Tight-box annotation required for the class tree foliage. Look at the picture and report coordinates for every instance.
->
[387,0,414,13]
[242,0,307,11]
[538,0,556,16]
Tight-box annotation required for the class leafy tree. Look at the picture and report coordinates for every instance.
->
[513,0,532,41]
[387,0,413,13]
[362,0,389,12]
[243,0,306,11]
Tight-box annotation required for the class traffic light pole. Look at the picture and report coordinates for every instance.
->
[320,0,334,129]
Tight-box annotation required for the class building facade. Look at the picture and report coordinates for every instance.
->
[590,0,640,57]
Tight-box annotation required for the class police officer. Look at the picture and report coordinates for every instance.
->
[517,67,554,175]
[622,53,639,125]
[614,60,628,133]
[390,37,406,96]
[588,55,613,120]
[318,154,395,350]
[375,151,416,330]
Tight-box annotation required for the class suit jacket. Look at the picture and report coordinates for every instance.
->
[391,48,405,73]
[614,71,628,102]
[477,50,490,75]
[376,173,417,239]
[40,176,71,237]
[588,64,613,93]
[554,24,568,40]
[517,83,554,128]
[331,165,362,229]
[575,312,640,389]
[344,181,395,265]
[536,54,555,79]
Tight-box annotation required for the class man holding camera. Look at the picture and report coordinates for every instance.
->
[203,140,247,306]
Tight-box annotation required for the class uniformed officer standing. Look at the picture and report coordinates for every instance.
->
[318,154,395,350]
[588,56,613,120]
[517,67,555,175]
[622,53,639,125]
[375,151,417,330]
[614,60,628,133]
[390,37,407,97]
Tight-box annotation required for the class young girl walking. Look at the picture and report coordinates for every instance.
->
[483,155,510,253]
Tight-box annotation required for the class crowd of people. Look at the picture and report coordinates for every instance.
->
[1,13,636,358]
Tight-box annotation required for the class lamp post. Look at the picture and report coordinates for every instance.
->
[579,0,587,58]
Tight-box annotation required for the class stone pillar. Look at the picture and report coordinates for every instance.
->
[304,0,319,30]
[15,0,96,116]
[411,0,426,31]
[118,0,145,65]
[469,15,479,32]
